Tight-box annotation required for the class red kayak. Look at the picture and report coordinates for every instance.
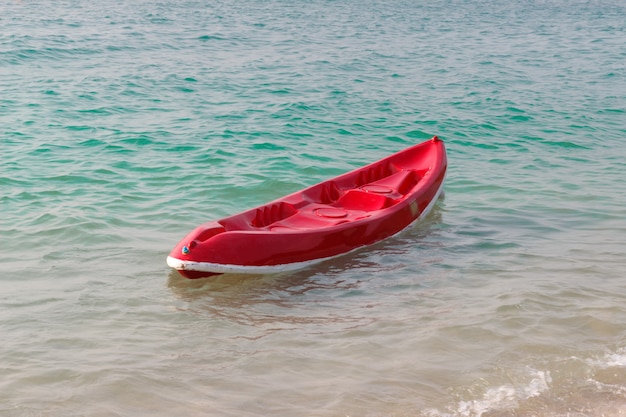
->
[167,136,447,278]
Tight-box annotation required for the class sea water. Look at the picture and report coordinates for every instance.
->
[1,0,625,416]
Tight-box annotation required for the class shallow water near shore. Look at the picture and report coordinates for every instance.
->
[2,0,626,416]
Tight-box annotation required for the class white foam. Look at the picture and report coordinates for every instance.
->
[586,347,626,369]
[602,348,626,368]
[424,370,552,417]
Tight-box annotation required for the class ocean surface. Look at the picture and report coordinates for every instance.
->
[1,0,625,416]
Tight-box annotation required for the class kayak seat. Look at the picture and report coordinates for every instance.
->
[277,212,346,229]
[335,190,393,211]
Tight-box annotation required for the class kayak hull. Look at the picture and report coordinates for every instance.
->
[167,137,447,278]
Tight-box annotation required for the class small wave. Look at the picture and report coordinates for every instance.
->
[424,347,626,417]
[587,347,626,369]
[423,369,551,417]
[198,34,226,41]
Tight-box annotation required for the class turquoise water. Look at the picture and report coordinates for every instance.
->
[2,0,626,415]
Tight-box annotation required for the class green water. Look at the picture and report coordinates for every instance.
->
[2,0,626,416]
